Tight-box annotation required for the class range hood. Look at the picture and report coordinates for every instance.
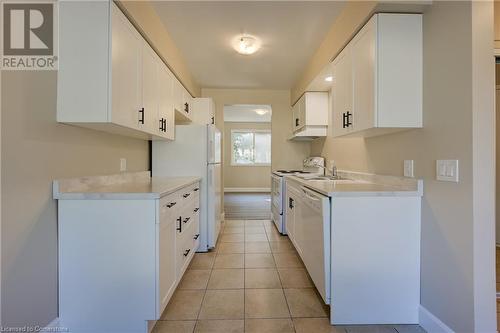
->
[289,125,328,141]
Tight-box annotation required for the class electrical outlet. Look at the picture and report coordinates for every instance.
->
[404,160,414,178]
[120,158,127,172]
[436,160,459,182]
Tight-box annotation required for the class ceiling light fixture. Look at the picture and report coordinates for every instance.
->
[325,76,333,82]
[255,109,268,116]
[233,35,260,55]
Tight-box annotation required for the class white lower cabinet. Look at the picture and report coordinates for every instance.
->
[284,177,421,325]
[57,181,200,333]
[285,179,330,303]
[158,213,176,312]
[285,181,302,256]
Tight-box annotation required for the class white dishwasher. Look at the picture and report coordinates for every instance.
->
[300,186,331,304]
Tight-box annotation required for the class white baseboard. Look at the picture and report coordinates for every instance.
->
[224,187,270,193]
[419,305,455,333]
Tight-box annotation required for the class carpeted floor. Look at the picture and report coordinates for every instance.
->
[224,193,272,220]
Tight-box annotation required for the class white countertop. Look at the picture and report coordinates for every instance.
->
[287,171,423,197]
[53,171,201,200]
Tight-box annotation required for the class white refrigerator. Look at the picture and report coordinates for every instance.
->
[152,124,222,252]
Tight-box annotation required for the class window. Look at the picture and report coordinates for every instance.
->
[231,130,271,166]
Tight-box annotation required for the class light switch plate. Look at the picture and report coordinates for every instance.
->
[120,158,127,172]
[436,160,459,182]
[404,160,414,178]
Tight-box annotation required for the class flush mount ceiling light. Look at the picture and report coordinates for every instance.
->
[233,35,261,55]
[325,76,333,82]
[255,109,269,116]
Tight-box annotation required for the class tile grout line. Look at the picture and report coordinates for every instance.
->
[193,221,222,332]
[243,220,246,333]
[265,223,297,333]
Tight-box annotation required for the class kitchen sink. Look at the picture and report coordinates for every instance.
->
[307,176,350,181]
[301,176,358,184]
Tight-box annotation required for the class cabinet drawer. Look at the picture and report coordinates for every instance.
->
[159,192,180,223]
[175,202,197,237]
[175,219,199,277]
[179,184,200,206]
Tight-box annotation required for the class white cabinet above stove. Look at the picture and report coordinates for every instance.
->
[290,92,329,141]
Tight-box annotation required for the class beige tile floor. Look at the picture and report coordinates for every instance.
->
[154,219,426,333]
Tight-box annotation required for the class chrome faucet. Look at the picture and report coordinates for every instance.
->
[314,161,338,178]
[315,164,338,178]
[332,164,338,178]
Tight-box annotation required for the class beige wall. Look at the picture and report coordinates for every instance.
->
[223,122,271,190]
[1,72,149,326]
[308,2,480,331]
[117,0,200,97]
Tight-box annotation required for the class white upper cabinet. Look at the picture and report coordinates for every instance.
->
[290,92,329,139]
[331,46,353,137]
[58,2,176,140]
[191,98,216,125]
[141,44,160,135]
[332,13,423,138]
[111,6,142,130]
[157,65,175,140]
[173,80,193,123]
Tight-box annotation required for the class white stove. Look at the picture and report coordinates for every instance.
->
[271,157,325,234]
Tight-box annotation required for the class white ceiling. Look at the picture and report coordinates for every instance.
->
[151,1,346,89]
[224,104,272,123]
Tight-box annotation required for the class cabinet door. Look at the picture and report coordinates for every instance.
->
[293,193,305,257]
[305,92,328,126]
[183,88,192,118]
[291,103,299,132]
[209,99,216,125]
[111,4,142,129]
[351,17,376,132]
[285,189,295,243]
[286,184,302,256]
[158,63,175,140]
[141,43,159,135]
[332,46,353,137]
[173,80,183,113]
[158,217,176,313]
[297,95,306,130]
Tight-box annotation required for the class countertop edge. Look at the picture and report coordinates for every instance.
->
[287,176,423,198]
[53,177,201,200]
